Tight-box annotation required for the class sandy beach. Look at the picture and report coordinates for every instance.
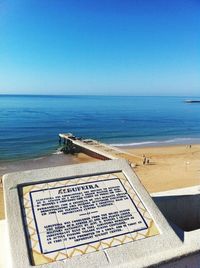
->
[126,144,200,193]
[1,144,200,219]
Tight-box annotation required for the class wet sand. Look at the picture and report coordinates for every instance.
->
[1,144,200,219]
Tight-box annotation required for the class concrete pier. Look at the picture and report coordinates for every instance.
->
[59,133,142,165]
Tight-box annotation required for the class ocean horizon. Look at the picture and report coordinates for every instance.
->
[1,94,200,161]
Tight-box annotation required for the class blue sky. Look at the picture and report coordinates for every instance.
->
[0,0,199,95]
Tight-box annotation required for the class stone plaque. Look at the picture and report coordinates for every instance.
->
[19,172,159,265]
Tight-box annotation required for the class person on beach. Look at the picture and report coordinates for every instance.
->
[143,155,146,165]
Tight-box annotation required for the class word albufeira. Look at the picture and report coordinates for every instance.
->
[58,184,99,194]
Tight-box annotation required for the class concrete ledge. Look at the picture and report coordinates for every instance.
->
[152,185,200,266]
[3,160,200,267]
[3,159,183,268]
[0,219,12,268]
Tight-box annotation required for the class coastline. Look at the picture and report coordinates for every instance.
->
[111,137,200,148]
[1,143,200,219]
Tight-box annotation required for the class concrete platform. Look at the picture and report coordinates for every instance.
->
[2,159,200,267]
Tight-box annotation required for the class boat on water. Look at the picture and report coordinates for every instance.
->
[185,100,200,103]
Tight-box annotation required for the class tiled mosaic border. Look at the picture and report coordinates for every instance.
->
[19,172,159,265]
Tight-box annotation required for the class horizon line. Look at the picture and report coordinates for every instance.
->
[0,93,199,98]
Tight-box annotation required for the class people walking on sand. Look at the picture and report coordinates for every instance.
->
[143,155,146,165]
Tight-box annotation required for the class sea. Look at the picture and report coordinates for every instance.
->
[1,95,200,161]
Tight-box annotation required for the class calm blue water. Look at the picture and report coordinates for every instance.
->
[1,95,200,161]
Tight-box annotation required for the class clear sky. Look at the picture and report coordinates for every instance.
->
[0,0,200,95]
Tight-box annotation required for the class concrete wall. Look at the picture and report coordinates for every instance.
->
[153,194,200,231]
[78,146,111,160]
[157,253,200,268]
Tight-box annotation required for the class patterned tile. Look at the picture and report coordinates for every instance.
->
[20,172,159,265]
